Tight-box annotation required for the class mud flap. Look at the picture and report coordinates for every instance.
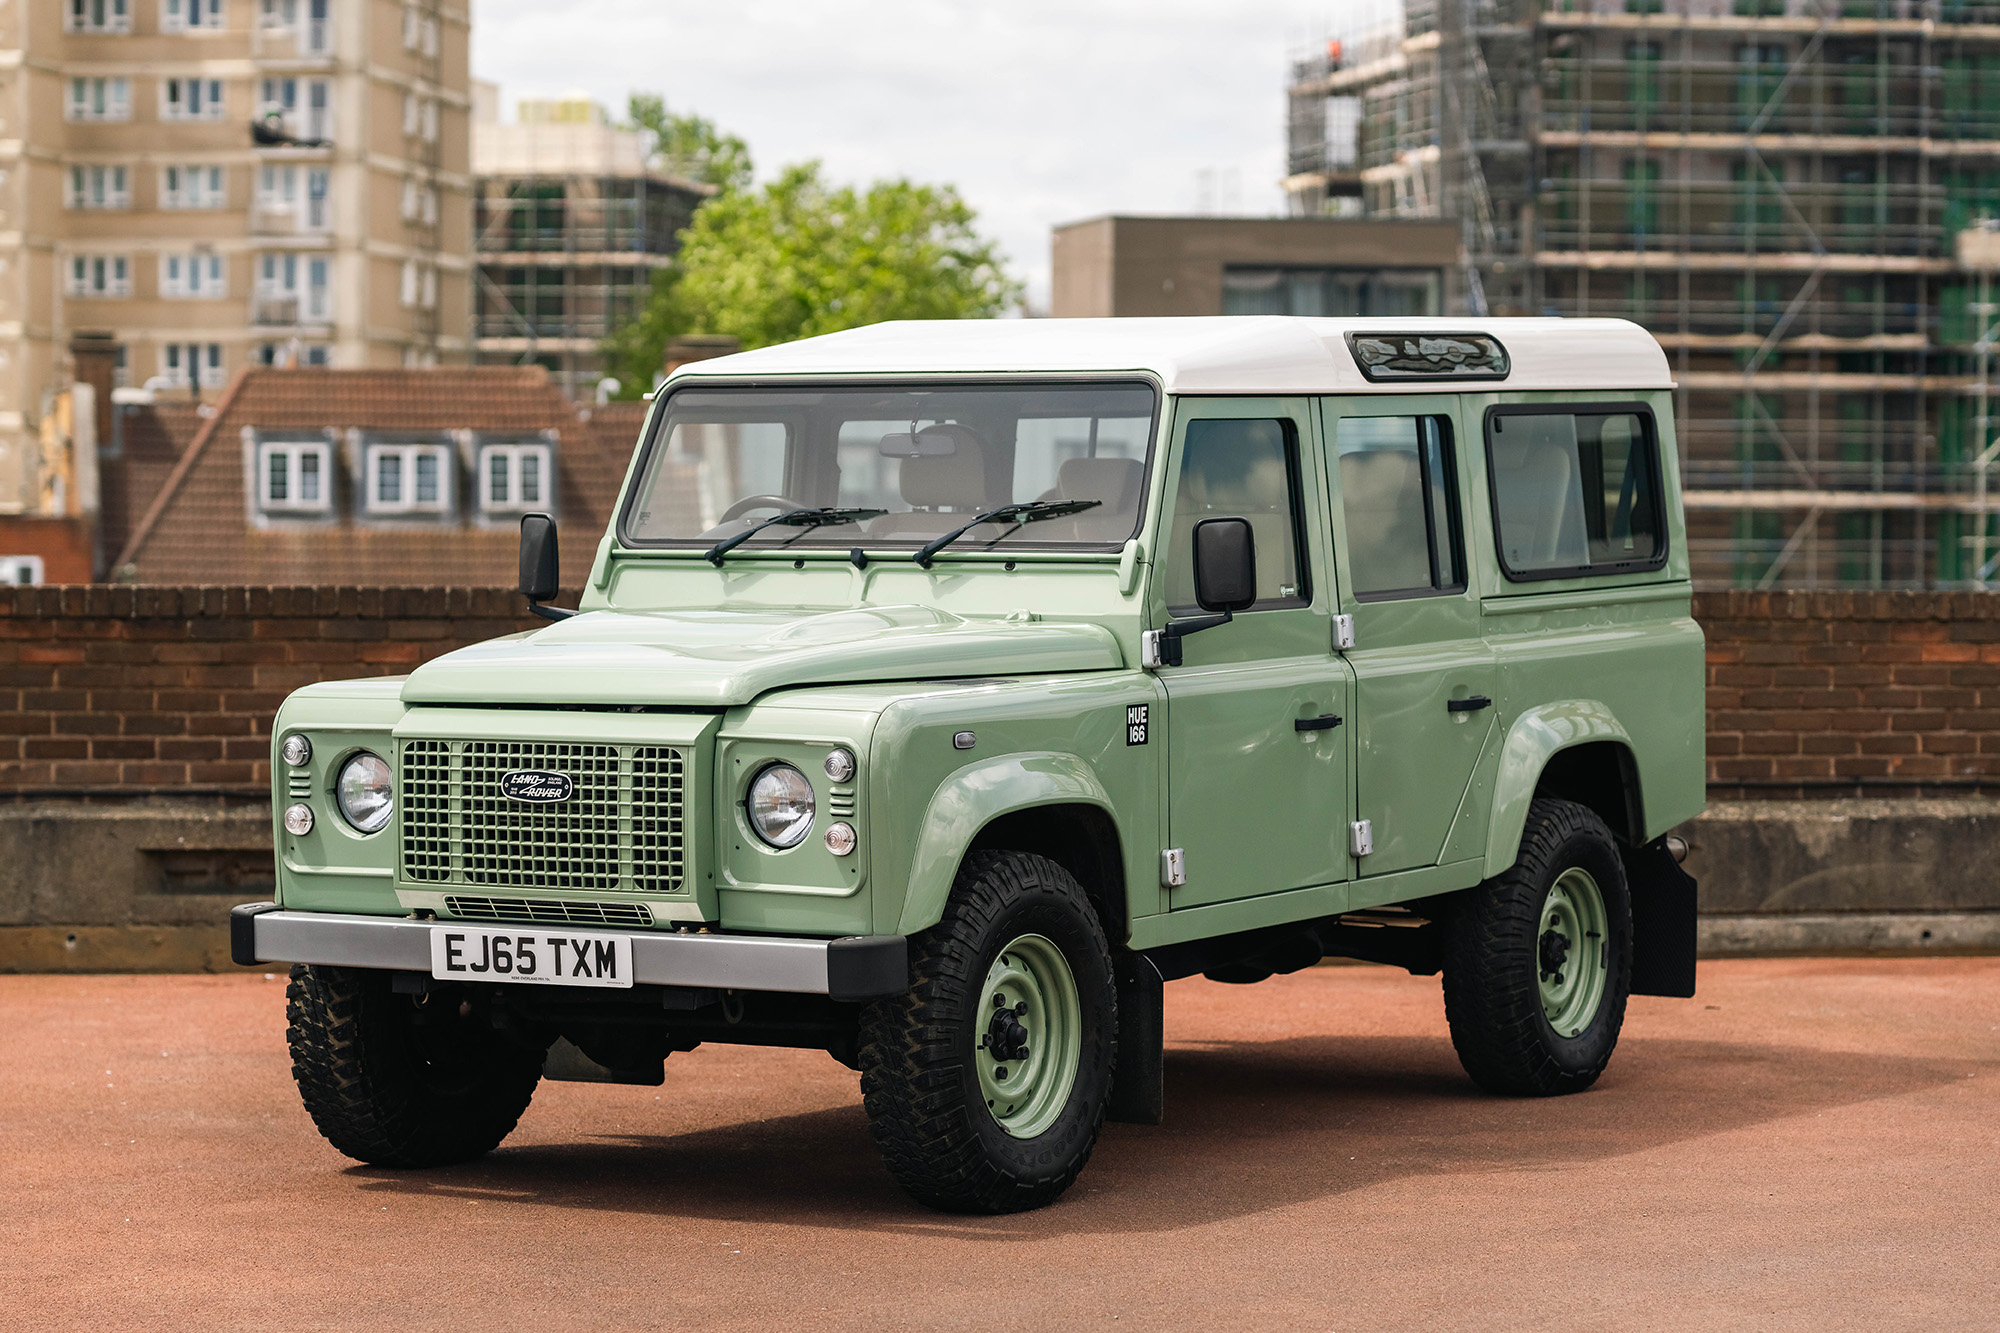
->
[1107,952,1163,1125]
[1624,839,1698,998]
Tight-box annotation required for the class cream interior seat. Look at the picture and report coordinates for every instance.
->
[1339,448,1432,594]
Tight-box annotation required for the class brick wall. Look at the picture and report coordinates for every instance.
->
[2,586,1998,799]
[0,587,538,794]
[1697,590,2000,796]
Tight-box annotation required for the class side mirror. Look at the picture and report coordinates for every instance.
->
[519,513,574,620]
[1192,517,1257,613]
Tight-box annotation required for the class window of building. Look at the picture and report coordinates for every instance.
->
[258,165,330,229]
[67,77,131,122]
[256,441,331,513]
[162,252,226,298]
[67,165,130,210]
[402,5,439,55]
[162,0,225,29]
[66,255,131,298]
[259,0,294,24]
[66,0,132,33]
[161,164,224,208]
[256,341,330,368]
[1334,414,1464,600]
[478,443,552,513]
[401,177,438,224]
[257,253,332,324]
[163,78,225,120]
[259,77,332,142]
[1484,405,1666,581]
[400,260,437,309]
[1,556,45,586]
[162,342,226,388]
[364,444,452,515]
[1221,266,1440,318]
[1163,418,1308,613]
[401,94,440,141]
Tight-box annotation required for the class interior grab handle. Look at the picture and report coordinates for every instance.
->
[1447,695,1494,713]
[1294,714,1344,732]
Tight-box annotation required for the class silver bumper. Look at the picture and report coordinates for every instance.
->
[230,904,908,1001]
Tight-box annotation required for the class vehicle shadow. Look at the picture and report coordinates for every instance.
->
[346,1029,1983,1238]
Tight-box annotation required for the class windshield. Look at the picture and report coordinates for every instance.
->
[621,381,1158,552]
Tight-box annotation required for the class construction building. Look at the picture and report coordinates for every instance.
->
[1287,0,2000,589]
[472,90,711,398]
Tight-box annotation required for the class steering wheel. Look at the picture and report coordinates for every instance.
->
[719,494,811,523]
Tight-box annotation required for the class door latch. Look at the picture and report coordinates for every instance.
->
[1160,848,1187,887]
[1447,695,1494,713]
[1332,614,1355,651]
[1350,820,1374,857]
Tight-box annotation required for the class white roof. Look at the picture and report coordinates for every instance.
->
[672,317,1674,395]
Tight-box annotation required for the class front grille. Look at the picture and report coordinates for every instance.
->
[444,895,654,928]
[400,739,686,894]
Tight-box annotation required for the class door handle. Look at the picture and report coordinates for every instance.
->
[1447,695,1493,713]
[1294,714,1343,732]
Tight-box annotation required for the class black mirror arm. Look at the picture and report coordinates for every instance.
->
[528,599,577,622]
[1151,611,1232,667]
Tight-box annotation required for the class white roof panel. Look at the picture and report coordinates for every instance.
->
[670,317,1673,395]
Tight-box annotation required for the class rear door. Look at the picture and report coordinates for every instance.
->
[1321,395,1498,888]
[1157,397,1353,909]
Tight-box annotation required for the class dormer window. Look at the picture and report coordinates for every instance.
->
[365,443,451,515]
[477,442,552,513]
[258,441,331,514]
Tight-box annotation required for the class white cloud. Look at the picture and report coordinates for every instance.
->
[472,0,1349,309]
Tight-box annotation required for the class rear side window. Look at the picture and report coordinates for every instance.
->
[1485,405,1665,580]
[1334,414,1464,600]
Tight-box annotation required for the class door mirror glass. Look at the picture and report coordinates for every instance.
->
[519,512,559,601]
[1192,517,1257,613]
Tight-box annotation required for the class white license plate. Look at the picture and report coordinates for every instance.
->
[429,925,634,989]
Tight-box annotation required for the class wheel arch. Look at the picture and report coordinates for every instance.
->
[1482,701,1645,878]
[893,752,1124,938]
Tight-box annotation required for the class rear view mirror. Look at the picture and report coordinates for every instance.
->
[1192,517,1257,613]
[519,512,560,602]
[879,431,958,458]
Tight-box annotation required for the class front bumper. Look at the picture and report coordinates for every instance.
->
[230,903,908,1001]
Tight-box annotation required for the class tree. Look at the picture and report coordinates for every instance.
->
[624,93,753,194]
[605,162,1022,395]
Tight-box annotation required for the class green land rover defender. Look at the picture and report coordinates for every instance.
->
[234,317,1703,1214]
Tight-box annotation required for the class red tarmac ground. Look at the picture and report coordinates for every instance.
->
[5,958,1999,1331]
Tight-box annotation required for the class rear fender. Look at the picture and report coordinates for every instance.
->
[1482,700,1636,878]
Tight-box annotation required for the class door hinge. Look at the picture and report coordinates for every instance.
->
[1350,820,1374,857]
[1141,629,1166,669]
[1332,614,1356,651]
[1160,847,1187,887]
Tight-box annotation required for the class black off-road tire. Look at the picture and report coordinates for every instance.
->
[285,964,545,1167]
[859,850,1117,1214]
[1442,798,1633,1097]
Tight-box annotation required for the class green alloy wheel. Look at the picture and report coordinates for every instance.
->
[860,849,1116,1214]
[1443,797,1633,1097]
[974,933,1083,1138]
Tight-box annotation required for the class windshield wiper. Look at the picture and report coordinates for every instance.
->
[705,507,886,565]
[912,500,1101,569]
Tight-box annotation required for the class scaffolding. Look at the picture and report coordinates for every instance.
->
[1288,0,2000,589]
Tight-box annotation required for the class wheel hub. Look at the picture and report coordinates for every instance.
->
[1536,867,1610,1040]
[981,997,1032,1065]
[973,934,1081,1139]
[1538,926,1570,984]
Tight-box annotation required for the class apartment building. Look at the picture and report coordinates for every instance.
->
[0,0,474,516]
[473,90,709,398]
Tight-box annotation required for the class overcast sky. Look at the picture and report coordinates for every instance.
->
[471,1,1400,310]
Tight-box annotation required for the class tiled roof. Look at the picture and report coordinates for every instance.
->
[118,368,642,588]
[97,401,202,578]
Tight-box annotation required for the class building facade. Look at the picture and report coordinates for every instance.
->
[1289,0,2000,589]
[0,0,474,516]
[472,92,710,399]
[1050,215,1462,319]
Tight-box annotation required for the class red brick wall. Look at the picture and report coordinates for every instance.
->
[1697,590,2000,796]
[0,587,537,793]
[2,586,1997,798]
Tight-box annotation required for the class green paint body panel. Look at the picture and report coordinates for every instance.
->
[266,376,1704,965]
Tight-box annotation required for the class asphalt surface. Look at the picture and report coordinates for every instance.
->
[6,958,1998,1331]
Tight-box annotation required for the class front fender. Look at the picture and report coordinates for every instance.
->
[894,752,1115,937]
[1482,700,1634,878]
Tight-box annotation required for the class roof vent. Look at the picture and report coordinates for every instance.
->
[1346,332,1510,383]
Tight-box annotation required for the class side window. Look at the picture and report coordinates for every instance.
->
[1486,406,1664,579]
[1164,418,1307,612]
[1334,414,1463,599]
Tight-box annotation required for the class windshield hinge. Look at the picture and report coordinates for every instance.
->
[1332,614,1356,651]
[1141,629,1166,669]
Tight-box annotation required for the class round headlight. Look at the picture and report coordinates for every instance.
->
[823,747,857,783]
[281,734,312,767]
[283,803,315,836]
[746,763,814,849]
[335,752,394,834]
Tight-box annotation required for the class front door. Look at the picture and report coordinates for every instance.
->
[1322,396,1498,890]
[1158,398,1352,909]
